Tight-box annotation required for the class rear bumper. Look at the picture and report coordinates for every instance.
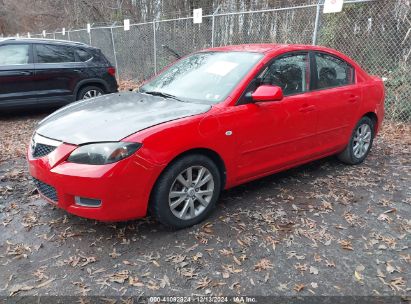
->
[105,75,119,93]
[375,101,385,135]
[27,143,163,221]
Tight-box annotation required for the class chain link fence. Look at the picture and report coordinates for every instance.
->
[24,0,411,121]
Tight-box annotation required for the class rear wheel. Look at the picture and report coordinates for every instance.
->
[150,154,221,229]
[77,86,104,100]
[338,116,375,165]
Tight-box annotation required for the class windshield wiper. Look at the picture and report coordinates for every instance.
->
[143,91,183,102]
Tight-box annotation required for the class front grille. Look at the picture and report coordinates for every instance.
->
[32,143,57,158]
[33,178,58,202]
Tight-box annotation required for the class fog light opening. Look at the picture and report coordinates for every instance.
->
[75,196,102,208]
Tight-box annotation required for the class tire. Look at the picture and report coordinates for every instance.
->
[149,154,221,229]
[77,86,104,101]
[337,116,375,165]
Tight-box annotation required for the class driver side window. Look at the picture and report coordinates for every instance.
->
[258,53,310,95]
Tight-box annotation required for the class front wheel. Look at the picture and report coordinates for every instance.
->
[149,154,221,229]
[338,116,375,165]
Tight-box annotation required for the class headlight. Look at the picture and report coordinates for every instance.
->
[67,142,141,165]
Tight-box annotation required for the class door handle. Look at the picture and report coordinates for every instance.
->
[0,71,32,76]
[345,93,359,103]
[18,71,33,76]
[299,104,316,113]
[347,95,359,103]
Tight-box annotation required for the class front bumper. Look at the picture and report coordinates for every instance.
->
[27,142,163,221]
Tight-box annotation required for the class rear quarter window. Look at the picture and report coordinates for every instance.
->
[90,49,110,65]
[76,48,93,62]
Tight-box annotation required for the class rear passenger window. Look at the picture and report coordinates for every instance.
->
[315,53,354,89]
[76,48,93,62]
[36,44,75,63]
[0,44,30,65]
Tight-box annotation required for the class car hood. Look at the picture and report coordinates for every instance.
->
[36,92,211,145]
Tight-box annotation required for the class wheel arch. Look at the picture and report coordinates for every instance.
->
[163,148,227,189]
[147,147,227,213]
[363,111,378,133]
[75,79,109,99]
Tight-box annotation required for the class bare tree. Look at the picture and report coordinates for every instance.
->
[1,0,318,35]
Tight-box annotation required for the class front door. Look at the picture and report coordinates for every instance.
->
[231,52,319,182]
[0,43,36,109]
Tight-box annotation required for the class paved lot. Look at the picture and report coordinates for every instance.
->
[0,111,410,299]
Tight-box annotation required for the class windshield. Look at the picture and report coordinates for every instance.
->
[140,51,264,104]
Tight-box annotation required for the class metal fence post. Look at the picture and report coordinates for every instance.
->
[211,5,221,48]
[67,30,71,41]
[89,24,93,45]
[110,24,120,82]
[211,14,215,47]
[153,21,157,74]
[312,0,322,45]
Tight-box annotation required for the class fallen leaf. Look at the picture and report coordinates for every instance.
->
[193,252,203,261]
[129,276,144,287]
[109,248,121,259]
[326,260,335,267]
[159,275,170,288]
[294,283,305,292]
[354,271,363,282]
[339,240,353,251]
[9,284,34,296]
[36,278,54,288]
[254,258,273,271]
[196,277,212,289]
[309,266,319,275]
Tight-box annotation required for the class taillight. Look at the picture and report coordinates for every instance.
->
[107,67,116,76]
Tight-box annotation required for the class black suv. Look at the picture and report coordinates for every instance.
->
[0,38,118,111]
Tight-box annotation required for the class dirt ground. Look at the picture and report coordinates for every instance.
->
[0,110,410,301]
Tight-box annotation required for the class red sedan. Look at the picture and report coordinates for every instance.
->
[27,44,385,228]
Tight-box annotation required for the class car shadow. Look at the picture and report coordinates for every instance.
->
[80,155,343,235]
[24,153,350,259]
[25,133,344,240]
[220,155,342,200]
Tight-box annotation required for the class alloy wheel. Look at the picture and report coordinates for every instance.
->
[83,90,102,99]
[353,123,372,158]
[168,166,215,220]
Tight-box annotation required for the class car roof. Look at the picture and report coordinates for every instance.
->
[204,44,286,53]
[0,38,91,48]
[202,43,358,66]
[203,43,340,54]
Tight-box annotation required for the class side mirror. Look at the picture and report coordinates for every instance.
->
[251,85,284,103]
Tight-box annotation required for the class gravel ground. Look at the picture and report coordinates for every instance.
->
[0,111,410,300]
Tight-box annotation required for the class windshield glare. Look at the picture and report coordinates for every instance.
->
[140,51,263,104]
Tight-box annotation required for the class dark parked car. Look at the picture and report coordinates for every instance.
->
[0,38,118,111]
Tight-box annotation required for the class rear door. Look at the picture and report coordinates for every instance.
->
[0,43,36,109]
[33,43,85,106]
[311,52,359,151]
